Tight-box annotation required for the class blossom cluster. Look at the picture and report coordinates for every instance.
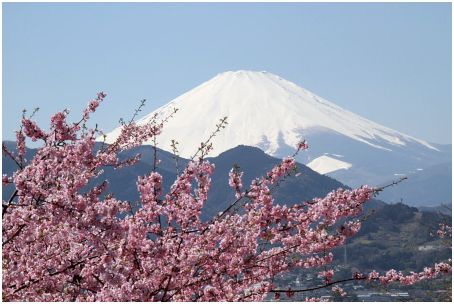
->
[331,285,346,297]
[2,94,451,302]
[437,223,452,239]
[228,167,244,199]
[363,261,452,285]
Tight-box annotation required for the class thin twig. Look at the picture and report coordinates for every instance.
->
[2,224,25,246]
[270,276,369,293]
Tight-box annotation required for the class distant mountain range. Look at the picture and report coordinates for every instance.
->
[101,70,451,201]
[3,139,450,209]
[375,161,452,207]
[3,141,450,276]
[2,141,383,220]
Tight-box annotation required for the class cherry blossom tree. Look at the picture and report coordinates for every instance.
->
[2,93,451,301]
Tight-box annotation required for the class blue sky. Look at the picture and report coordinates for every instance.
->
[2,2,452,144]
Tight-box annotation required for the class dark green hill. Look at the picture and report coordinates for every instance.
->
[334,202,451,272]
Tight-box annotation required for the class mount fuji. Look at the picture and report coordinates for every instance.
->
[104,70,451,197]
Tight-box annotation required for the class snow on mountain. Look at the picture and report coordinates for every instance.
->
[104,70,436,155]
[307,155,352,175]
[104,70,449,189]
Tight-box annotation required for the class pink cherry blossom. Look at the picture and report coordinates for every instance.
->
[2,174,11,185]
[2,93,450,302]
[437,223,452,239]
[332,285,346,297]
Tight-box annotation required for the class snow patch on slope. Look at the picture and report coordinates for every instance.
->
[307,155,353,175]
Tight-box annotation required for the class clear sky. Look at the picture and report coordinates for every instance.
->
[2,2,452,144]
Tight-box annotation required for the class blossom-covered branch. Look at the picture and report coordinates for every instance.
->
[2,93,450,302]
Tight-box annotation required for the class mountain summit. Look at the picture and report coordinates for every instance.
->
[104,70,450,189]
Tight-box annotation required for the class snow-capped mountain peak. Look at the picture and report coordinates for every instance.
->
[104,70,437,160]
